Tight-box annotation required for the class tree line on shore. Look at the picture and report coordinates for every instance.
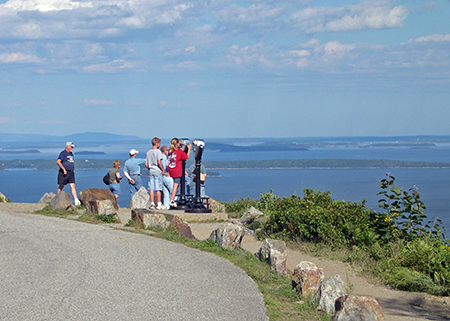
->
[1,158,450,171]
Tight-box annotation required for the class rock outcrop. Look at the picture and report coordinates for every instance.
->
[79,188,118,215]
[171,216,196,240]
[0,192,7,202]
[333,295,385,321]
[130,186,150,210]
[292,261,324,297]
[255,239,289,276]
[38,192,56,204]
[49,191,73,211]
[209,222,245,250]
[314,274,348,315]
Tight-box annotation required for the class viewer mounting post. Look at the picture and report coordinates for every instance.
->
[171,138,190,210]
[186,139,212,213]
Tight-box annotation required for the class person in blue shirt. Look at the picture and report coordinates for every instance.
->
[56,141,80,206]
[123,149,146,199]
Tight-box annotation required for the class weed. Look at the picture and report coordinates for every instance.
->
[34,205,79,218]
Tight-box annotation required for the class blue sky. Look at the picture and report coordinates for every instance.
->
[0,0,449,139]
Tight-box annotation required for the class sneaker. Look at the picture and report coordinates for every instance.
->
[150,203,155,210]
[74,198,81,206]
[156,204,166,210]
[169,201,177,208]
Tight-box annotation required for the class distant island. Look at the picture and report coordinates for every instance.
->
[76,151,106,155]
[1,158,449,171]
[0,149,40,154]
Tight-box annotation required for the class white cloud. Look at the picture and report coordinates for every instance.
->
[220,43,275,68]
[414,34,450,43]
[322,41,355,61]
[82,59,137,73]
[289,0,409,33]
[0,52,42,63]
[0,0,197,39]
[214,3,285,35]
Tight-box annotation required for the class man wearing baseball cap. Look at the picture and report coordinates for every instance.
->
[56,141,81,206]
[123,148,146,199]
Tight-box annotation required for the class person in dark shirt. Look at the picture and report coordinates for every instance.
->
[56,141,80,206]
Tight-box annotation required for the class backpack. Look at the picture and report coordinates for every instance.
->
[103,172,110,185]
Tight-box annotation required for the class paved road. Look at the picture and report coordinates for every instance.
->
[0,211,268,320]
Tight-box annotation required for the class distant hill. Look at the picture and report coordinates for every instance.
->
[0,132,147,147]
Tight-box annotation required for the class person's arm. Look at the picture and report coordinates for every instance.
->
[115,171,121,183]
[157,159,165,175]
[123,166,134,184]
[56,158,67,175]
[186,144,192,159]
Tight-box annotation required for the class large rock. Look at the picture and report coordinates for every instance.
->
[209,223,245,250]
[130,186,150,209]
[132,208,170,229]
[38,192,56,204]
[333,295,385,321]
[171,216,195,240]
[292,261,324,297]
[314,275,348,316]
[50,192,73,211]
[242,206,264,219]
[89,199,118,216]
[207,196,225,212]
[79,188,119,213]
[0,191,7,202]
[255,239,289,276]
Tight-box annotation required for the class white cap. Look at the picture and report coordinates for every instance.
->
[129,149,139,155]
[66,141,75,148]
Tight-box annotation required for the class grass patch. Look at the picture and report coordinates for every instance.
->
[78,211,120,224]
[34,205,80,218]
[151,228,331,321]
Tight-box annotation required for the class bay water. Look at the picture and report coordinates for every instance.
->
[1,141,449,233]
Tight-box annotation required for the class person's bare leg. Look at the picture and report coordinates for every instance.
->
[170,183,179,202]
[156,191,161,203]
[149,190,155,203]
[57,185,64,194]
[69,183,78,204]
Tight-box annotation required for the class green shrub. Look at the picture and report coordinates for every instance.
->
[223,197,258,217]
[262,189,375,248]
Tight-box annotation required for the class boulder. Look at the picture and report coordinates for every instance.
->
[255,239,289,276]
[207,196,225,212]
[171,216,195,240]
[314,275,348,316]
[79,188,119,213]
[333,295,385,321]
[50,192,73,211]
[132,208,170,229]
[89,199,118,216]
[0,191,7,202]
[292,261,324,297]
[130,186,150,210]
[209,223,245,250]
[38,192,56,204]
[242,206,264,219]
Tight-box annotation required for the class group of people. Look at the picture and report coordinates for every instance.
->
[56,138,206,209]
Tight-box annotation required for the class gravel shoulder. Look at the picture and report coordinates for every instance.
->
[2,202,449,321]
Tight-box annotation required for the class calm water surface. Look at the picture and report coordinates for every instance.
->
[1,143,449,232]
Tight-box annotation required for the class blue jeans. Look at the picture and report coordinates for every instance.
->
[162,175,173,209]
[148,173,163,192]
[128,175,142,198]
[109,183,121,196]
